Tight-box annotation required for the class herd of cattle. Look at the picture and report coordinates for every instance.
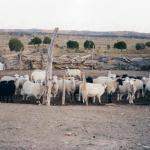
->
[0,68,150,105]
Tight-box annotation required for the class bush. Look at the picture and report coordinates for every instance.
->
[43,36,51,44]
[145,42,150,47]
[84,40,95,49]
[29,37,42,46]
[107,44,111,50]
[67,40,79,49]
[135,43,145,50]
[9,38,24,52]
[114,41,127,51]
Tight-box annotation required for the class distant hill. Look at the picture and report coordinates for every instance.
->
[0,29,150,39]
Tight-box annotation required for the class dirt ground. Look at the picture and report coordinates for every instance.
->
[0,104,149,150]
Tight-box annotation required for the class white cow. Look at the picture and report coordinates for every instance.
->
[145,80,150,92]
[57,77,76,102]
[0,62,5,70]
[79,82,107,105]
[116,78,137,104]
[65,68,82,79]
[31,70,46,84]
[21,81,45,104]
[108,71,116,79]
[130,78,144,98]
[15,75,30,95]
[1,74,19,81]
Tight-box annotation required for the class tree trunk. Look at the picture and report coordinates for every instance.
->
[91,48,94,70]
[43,28,59,106]
[19,50,23,70]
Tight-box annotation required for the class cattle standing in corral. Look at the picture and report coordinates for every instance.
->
[21,81,45,104]
[15,75,29,95]
[116,78,137,104]
[65,68,82,79]
[31,69,46,84]
[0,80,16,103]
[129,78,144,98]
[0,62,5,70]
[56,77,76,103]
[79,82,107,105]
[79,74,107,105]
[93,76,117,103]
[108,71,116,79]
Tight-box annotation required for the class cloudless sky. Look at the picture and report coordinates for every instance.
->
[0,0,150,32]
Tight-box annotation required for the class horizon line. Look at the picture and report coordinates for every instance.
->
[0,28,150,34]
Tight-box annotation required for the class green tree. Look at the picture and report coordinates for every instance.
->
[67,40,79,49]
[114,41,127,51]
[43,36,51,44]
[9,38,24,69]
[145,42,150,47]
[135,43,145,50]
[84,40,95,49]
[9,38,24,52]
[29,37,42,46]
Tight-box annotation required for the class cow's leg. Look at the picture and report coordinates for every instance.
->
[26,95,30,101]
[93,96,96,104]
[142,89,144,97]
[137,90,140,99]
[6,96,9,103]
[120,94,123,100]
[129,94,134,104]
[117,93,120,101]
[85,97,88,106]
[10,95,13,103]
[97,95,101,104]
[71,92,75,103]
[107,93,112,103]
[22,95,26,101]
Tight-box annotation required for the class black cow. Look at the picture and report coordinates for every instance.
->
[0,80,16,103]
[116,79,124,86]
[86,76,93,83]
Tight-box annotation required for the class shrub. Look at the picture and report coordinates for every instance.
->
[9,38,24,52]
[67,40,79,49]
[107,44,111,50]
[43,36,51,44]
[145,42,150,47]
[29,37,42,46]
[84,40,95,49]
[114,41,127,51]
[135,43,145,50]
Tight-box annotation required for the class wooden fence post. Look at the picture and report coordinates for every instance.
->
[43,27,59,106]
[62,75,65,105]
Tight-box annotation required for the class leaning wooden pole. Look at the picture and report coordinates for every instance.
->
[43,27,59,106]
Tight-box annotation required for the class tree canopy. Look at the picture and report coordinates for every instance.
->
[145,42,150,47]
[114,41,127,50]
[135,43,145,50]
[84,40,95,49]
[9,38,24,52]
[67,40,79,49]
[43,36,51,44]
[29,37,42,46]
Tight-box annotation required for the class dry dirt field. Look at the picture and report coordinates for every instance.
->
[0,32,150,58]
[0,104,150,150]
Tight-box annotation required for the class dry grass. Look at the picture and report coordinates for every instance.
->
[0,32,150,58]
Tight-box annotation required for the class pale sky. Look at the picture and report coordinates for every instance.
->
[0,0,150,32]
